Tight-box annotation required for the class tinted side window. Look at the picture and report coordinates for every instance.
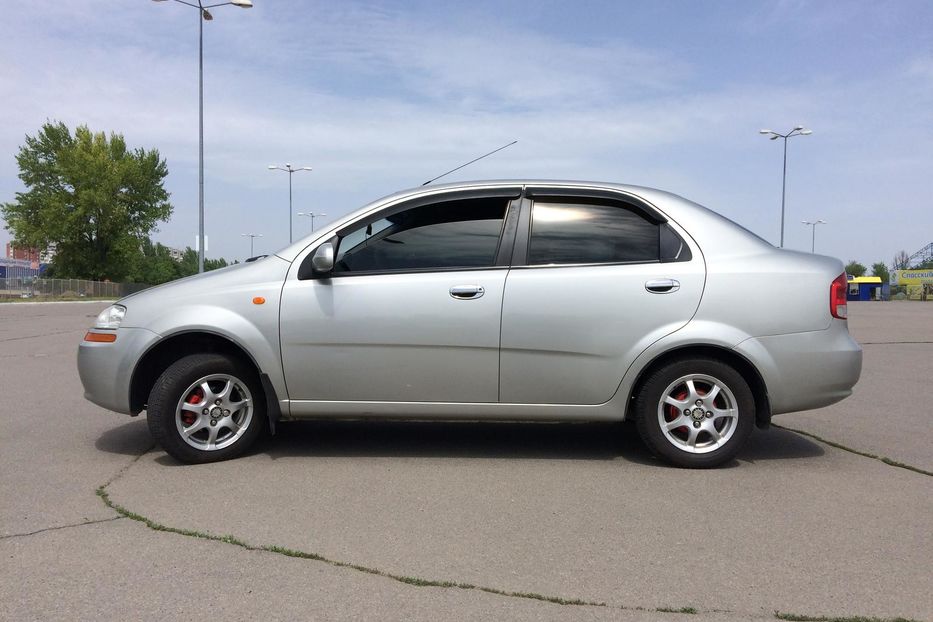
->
[334,197,508,273]
[527,200,659,265]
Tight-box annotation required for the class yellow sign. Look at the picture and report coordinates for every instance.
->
[891,269,933,285]
[891,270,933,300]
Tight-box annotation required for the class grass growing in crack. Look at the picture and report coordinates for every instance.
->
[772,424,932,477]
[774,612,921,622]
[97,486,609,609]
[657,606,698,614]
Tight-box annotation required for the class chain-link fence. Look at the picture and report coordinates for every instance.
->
[0,277,150,300]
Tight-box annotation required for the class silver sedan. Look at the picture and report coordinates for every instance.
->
[78,181,862,467]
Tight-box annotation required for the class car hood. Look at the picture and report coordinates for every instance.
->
[116,255,292,313]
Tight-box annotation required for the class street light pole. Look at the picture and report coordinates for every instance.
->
[801,220,826,253]
[241,232,262,257]
[268,164,313,243]
[152,0,253,273]
[297,211,328,233]
[759,126,812,248]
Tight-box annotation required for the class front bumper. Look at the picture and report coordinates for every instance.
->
[734,320,863,415]
[77,327,160,414]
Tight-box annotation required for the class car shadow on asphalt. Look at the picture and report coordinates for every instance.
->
[95,418,152,455]
[248,420,825,468]
[93,418,824,468]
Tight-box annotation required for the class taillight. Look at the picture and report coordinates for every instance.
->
[830,272,848,319]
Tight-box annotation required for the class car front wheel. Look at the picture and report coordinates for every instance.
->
[147,353,266,464]
[635,358,754,468]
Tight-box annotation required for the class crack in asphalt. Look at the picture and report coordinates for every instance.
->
[0,330,78,343]
[0,516,125,540]
[92,434,924,619]
[773,424,932,477]
[94,456,702,615]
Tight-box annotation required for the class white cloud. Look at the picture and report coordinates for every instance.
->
[1,1,931,265]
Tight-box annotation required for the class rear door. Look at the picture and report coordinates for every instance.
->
[499,188,705,405]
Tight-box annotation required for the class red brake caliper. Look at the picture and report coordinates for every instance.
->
[181,387,203,426]
[669,388,689,435]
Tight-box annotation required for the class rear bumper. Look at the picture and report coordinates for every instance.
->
[77,327,160,414]
[734,320,862,415]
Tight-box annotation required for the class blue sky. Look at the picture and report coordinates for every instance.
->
[1,0,931,266]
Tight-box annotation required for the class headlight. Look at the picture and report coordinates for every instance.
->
[94,304,126,330]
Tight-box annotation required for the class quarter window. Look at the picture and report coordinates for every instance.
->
[334,197,508,273]
[527,200,660,265]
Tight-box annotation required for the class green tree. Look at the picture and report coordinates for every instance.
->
[174,247,229,279]
[870,262,890,284]
[2,121,172,281]
[845,260,867,277]
[133,238,183,285]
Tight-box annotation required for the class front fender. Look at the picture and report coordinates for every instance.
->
[145,305,288,410]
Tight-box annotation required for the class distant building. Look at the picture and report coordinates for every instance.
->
[167,247,185,262]
[40,243,57,263]
[6,242,56,264]
[847,276,887,301]
[5,243,40,262]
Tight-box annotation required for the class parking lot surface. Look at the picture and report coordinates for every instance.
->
[1,301,930,621]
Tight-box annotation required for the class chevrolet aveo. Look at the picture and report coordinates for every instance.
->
[78,181,862,468]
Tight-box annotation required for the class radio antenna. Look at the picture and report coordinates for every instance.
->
[421,140,518,186]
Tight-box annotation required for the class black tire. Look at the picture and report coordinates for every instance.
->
[147,353,266,464]
[634,357,754,468]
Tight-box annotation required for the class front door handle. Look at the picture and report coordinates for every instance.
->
[449,285,485,300]
[645,278,680,294]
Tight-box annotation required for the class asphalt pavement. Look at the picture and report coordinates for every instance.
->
[1,300,930,621]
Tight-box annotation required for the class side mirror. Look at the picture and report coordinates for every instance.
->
[311,242,335,273]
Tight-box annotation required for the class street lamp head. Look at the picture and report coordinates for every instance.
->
[201,9,213,20]
[230,0,253,7]
[794,126,804,131]
[759,129,772,134]
[800,129,813,135]
[770,135,779,140]
[817,219,826,224]
[300,167,313,171]
[267,165,277,169]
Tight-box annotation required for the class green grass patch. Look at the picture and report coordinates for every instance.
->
[657,606,698,614]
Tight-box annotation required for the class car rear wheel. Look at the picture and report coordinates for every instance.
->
[147,353,266,464]
[635,358,754,468]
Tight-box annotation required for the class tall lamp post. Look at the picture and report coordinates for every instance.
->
[759,126,812,248]
[268,164,312,243]
[297,211,327,233]
[152,0,253,273]
[801,219,826,253]
[241,232,262,257]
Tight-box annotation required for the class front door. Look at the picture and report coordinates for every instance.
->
[280,192,519,403]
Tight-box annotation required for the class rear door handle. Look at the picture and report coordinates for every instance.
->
[645,278,680,294]
[450,285,485,300]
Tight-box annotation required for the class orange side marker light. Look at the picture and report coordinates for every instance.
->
[252,297,266,305]
[84,332,116,343]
